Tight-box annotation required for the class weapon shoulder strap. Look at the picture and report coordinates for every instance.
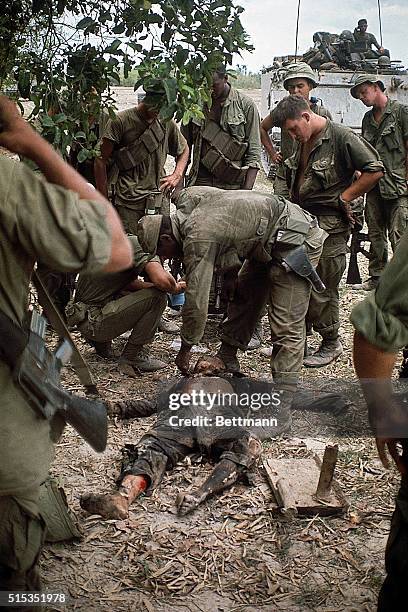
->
[33,270,98,395]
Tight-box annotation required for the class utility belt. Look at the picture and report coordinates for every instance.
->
[114,120,165,172]
[201,119,248,185]
[301,203,343,217]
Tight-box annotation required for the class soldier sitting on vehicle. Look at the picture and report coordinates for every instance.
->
[352,18,389,60]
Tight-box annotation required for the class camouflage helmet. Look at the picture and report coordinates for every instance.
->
[283,62,318,90]
[340,30,354,41]
[137,214,163,255]
[350,74,386,98]
[378,55,391,68]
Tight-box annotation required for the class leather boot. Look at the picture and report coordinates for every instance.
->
[216,342,241,373]
[119,345,166,374]
[247,320,264,351]
[303,338,343,368]
[88,339,115,359]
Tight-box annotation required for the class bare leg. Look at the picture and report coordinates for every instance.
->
[80,475,147,520]
[176,459,242,515]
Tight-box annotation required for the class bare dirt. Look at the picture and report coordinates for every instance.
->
[39,88,400,612]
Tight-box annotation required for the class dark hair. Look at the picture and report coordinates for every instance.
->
[214,64,227,79]
[272,95,310,127]
[159,215,173,236]
[358,19,367,26]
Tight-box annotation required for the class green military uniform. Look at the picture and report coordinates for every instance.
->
[102,108,187,233]
[143,186,326,389]
[272,103,332,198]
[350,227,408,611]
[284,119,383,342]
[182,86,261,190]
[361,98,408,280]
[67,237,166,355]
[353,28,382,58]
[0,156,112,590]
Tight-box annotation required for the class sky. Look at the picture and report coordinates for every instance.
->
[235,0,408,72]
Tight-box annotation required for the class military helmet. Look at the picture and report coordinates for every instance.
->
[350,74,386,98]
[283,62,318,90]
[378,55,391,68]
[137,215,163,255]
[340,30,354,42]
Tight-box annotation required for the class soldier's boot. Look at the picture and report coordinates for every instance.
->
[399,347,408,379]
[247,320,264,351]
[303,338,343,368]
[119,344,166,375]
[158,315,179,334]
[216,342,241,373]
[352,276,380,291]
[88,339,115,359]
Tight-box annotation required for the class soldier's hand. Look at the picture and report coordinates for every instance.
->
[339,197,356,227]
[271,151,283,164]
[160,172,183,195]
[375,437,407,475]
[0,95,35,155]
[175,345,191,374]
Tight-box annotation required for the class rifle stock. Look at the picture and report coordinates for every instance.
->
[346,230,370,285]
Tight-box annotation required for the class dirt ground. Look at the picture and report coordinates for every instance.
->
[38,89,401,612]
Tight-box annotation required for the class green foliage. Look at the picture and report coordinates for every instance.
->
[0,0,252,159]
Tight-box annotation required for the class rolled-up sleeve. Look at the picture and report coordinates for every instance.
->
[343,131,384,174]
[350,229,408,351]
[12,163,112,274]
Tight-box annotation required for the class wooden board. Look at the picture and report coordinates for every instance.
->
[263,456,348,517]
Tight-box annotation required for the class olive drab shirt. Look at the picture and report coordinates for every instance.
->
[172,187,321,346]
[182,86,262,187]
[271,103,332,181]
[362,98,408,200]
[0,155,112,500]
[351,224,408,351]
[102,108,187,207]
[284,120,384,232]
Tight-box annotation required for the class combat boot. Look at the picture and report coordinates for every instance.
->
[88,339,115,359]
[119,345,166,374]
[158,315,179,334]
[216,342,241,373]
[303,339,343,368]
[352,277,379,291]
[247,320,264,351]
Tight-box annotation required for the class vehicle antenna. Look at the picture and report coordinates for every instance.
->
[294,0,301,61]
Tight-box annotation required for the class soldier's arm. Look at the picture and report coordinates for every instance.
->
[94,138,115,199]
[144,260,179,293]
[242,101,261,188]
[260,114,282,163]
[0,95,132,273]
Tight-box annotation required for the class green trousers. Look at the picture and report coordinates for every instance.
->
[366,187,408,278]
[116,196,170,235]
[78,288,166,346]
[306,230,349,341]
[273,172,290,199]
[220,227,323,389]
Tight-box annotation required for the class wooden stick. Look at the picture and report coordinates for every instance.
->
[315,445,338,501]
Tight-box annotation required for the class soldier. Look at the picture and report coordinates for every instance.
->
[271,95,384,367]
[351,228,408,611]
[67,236,185,373]
[137,186,326,393]
[350,75,408,291]
[0,96,131,592]
[94,83,189,233]
[260,62,332,199]
[182,65,261,191]
[353,19,387,59]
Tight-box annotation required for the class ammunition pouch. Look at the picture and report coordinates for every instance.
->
[201,119,248,185]
[280,245,326,293]
[38,478,82,543]
[273,206,315,249]
[114,120,165,172]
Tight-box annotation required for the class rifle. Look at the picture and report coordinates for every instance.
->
[346,229,371,285]
[1,309,107,452]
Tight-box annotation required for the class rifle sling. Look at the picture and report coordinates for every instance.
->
[33,271,98,395]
